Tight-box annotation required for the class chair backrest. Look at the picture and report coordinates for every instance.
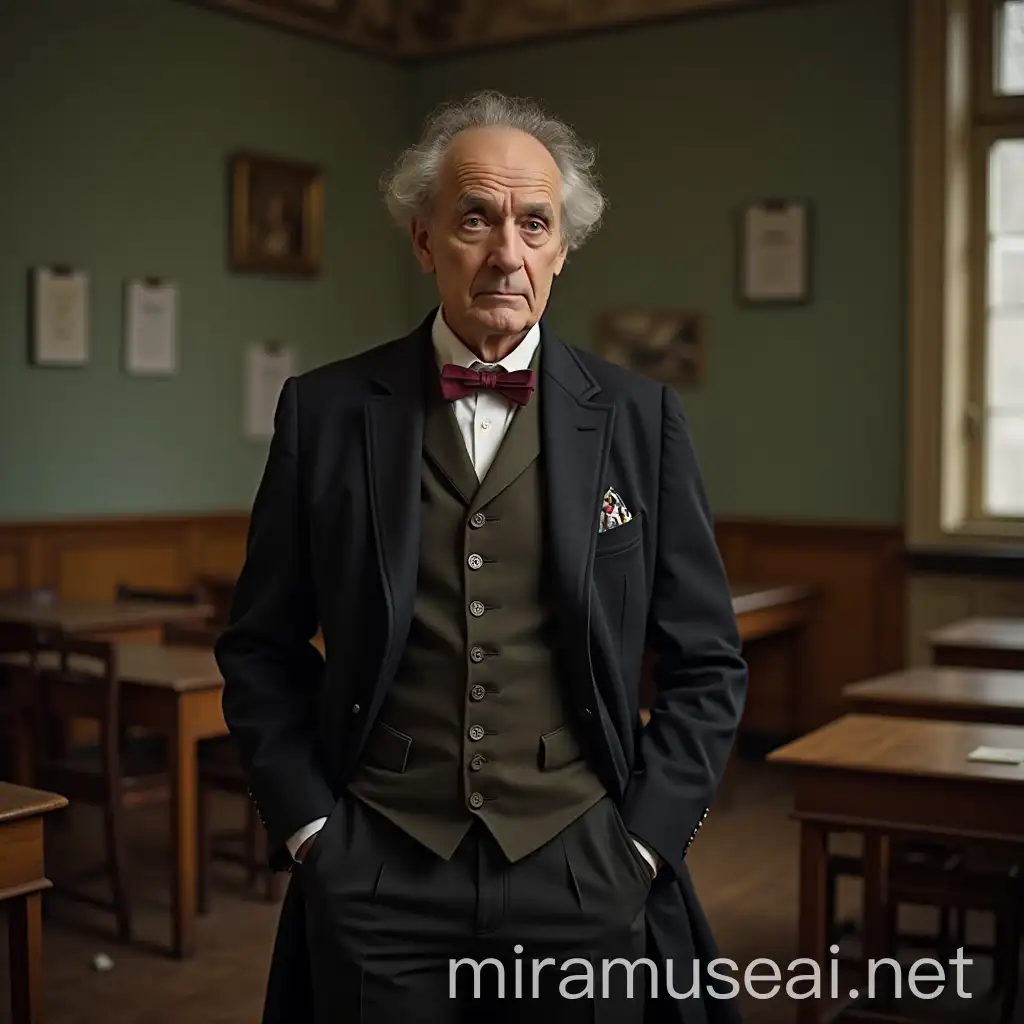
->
[195,575,235,626]
[115,583,200,606]
[162,621,222,648]
[0,619,61,657]
[34,634,120,777]
[0,588,57,607]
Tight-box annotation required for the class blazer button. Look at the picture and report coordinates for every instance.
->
[470,512,486,529]
[352,703,361,714]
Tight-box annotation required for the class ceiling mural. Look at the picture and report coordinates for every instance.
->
[185,0,777,59]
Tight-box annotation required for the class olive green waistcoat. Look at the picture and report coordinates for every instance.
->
[347,361,606,862]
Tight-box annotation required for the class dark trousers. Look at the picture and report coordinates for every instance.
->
[300,793,651,1022]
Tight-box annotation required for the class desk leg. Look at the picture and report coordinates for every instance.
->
[797,821,829,1024]
[861,833,892,1008]
[10,891,44,1024]
[170,699,198,959]
[789,622,811,735]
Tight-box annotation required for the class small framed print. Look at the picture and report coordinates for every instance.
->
[594,308,704,390]
[739,199,810,304]
[230,152,324,276]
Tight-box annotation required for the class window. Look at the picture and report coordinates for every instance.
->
[968,1,1024,520]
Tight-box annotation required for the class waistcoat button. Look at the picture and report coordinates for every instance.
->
[470,512,486,528]
[469,600,485,617]
[469,792,484,809]
[469,646,485,663]
[467,553,483,570]
[468,724,484,741]
[470,684,486,701]
[469,753,486,771]
[351,704,360,714]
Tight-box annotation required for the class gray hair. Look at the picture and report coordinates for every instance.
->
[381,90,605,251]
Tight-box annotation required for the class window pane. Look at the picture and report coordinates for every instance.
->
[989,139,1024,233]
[985,413,1024,515]
[987,314,1024,410]
[997,1,1024,95]
[989,235,1024,307]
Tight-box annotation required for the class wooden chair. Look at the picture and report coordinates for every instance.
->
[0,621,56,779]
[160,621,284,909]
[114,583,202,606]
[828,840,1022,1022]
[31,633,169,942]
[194,575,236,628]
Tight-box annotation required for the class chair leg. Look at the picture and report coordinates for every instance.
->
[825,865,838,946]
[994,911,1007,989]
[103,798,132,943]
[997,908,1020,1024]
[938,906,954,964]
[197,784,210,916]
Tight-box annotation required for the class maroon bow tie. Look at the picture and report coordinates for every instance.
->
[439,363,535,406]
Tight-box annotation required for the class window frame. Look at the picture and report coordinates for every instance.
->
[907,0,1024,548]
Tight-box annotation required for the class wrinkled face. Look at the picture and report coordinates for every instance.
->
[411,126,568,350]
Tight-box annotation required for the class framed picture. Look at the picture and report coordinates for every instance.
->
[230,152,324,275]
[594,309,704,389]
[739,199,810,304]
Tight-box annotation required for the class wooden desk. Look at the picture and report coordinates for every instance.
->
[768,714,1024,1024]
[929,616,1024,672]
[4,644,226,960]
[0,782,68,1024]
[732,582,816,641]
[0,597,214,644]
[844,666,1024,727]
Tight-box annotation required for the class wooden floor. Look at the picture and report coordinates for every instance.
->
[0,757,1018,1023]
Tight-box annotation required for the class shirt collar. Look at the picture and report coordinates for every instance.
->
[431,306,540,372]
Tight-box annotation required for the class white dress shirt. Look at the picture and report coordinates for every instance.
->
[287,308,657,877]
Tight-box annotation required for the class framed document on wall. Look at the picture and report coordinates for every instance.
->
[739,200,810,304]
[30,266,89,366]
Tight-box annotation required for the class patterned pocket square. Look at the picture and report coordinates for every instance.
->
[599,487,633,533]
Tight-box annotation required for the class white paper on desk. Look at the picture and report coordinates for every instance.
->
[32,267,89,365]
[125,280,177,375]
[967,746,1024,765]
[244,342,295,439]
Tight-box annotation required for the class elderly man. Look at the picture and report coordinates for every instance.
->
[216,90,747,1024]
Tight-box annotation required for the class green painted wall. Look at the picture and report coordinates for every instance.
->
[0,0,409,520]
[410,0,908,523]
[1,0,906,524]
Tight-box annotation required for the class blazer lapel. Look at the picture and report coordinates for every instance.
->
[363,319,432,700]
[540,327,615,646]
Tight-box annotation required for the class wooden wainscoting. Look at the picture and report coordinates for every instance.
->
[716,519,906,737]
[0,513,249,598]
[0,512,906,735]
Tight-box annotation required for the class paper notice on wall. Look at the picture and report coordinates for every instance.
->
[125,280,177,375]
[244,342,295,439]
[32,267,89,365]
